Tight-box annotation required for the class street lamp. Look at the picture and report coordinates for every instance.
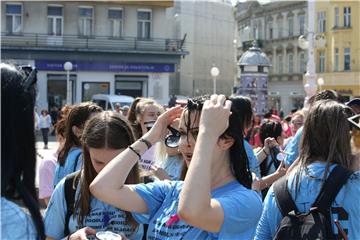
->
[317,77,324,92]
[210,66,220,94]
[64,61,73,104]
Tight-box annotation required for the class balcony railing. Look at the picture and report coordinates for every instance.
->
[1,33,187,53]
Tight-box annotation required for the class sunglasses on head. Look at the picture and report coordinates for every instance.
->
[348,114,360,131]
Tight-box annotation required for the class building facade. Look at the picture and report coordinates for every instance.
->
[315,0,360,100]
[235,1,307,114]
[1,1,187,111]
[166,0,235,97]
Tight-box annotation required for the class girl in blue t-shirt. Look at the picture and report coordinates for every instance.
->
[255,100,360,239]
[53,102,102,186]
[45,111,143,239]
[90,94,263,239]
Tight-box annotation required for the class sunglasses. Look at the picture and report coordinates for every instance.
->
[348,114,360,131]
[20,65,37,91]
[165,126,181,148]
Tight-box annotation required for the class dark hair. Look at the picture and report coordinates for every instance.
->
[308,89,341,106]
[293,100,352,193]
[259,120,283,177]
[58,102,102,166]
[76,111,140,230]
[181,95,253,189]
[1,63,45,239]
[259,120,283,145]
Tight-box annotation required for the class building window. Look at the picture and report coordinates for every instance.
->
[109,8,123,38]
[334,48,339,71]
[278,55,283,74]
[299,52,306,73]
[334,7,339,27]
[269,56,273,73]
[253,24,257,39]
[344,48,350,71]
[319,51,325,73]
[344,7,351,27]
[317,11,326,33]
[299,15,305,35]
[288,54,293,73]
[79,7,93,36]
[82,82,110,102]
[137,9,151,39]
[288,17,293,37]
[6,3,22,34]
[277,19,282,38]
[268,22,273,40]
[48,6,63,36]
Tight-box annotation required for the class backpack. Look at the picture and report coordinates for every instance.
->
[273,165,352,240]
[63,171,81,237]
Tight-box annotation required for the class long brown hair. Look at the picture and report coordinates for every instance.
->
[58,102,102,166]
[75,111,140,230]
[292,100,352,192]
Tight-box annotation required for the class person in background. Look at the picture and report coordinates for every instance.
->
[38,118,66,206]
[53,102,102,186]
[114,103,122,114]
[255,100,360,239]
[44,112,143,240]
[1,63,45,239]
[127,98,164,171]
[152,119,183,180]
[283,110,305,148]
[121,105,130,117]
[90,95,263,239]
[39,109,52,149]
[284,90,342,167]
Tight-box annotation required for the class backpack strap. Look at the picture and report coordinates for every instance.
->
[64,171,81,237]
[274,176,299,216]
[72,151,82,173]
[313,165,352,212]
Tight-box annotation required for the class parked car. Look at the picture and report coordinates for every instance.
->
[92,94,135,111]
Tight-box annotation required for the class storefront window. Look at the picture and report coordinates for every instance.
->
[82,82,110,101]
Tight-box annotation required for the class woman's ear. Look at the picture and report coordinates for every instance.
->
[218,136,235,150]
[72,126,82,138]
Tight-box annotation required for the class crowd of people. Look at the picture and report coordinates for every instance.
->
[2,62,360,240]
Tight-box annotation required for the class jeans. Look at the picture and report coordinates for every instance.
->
[41,128,49,146]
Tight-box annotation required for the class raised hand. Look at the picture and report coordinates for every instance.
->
[199,94,232,138]
[143,106,183,145]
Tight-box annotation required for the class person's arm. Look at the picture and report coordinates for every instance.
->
[178,95,231,232]
[255,137,277,164]
[252,161,286,191]
[90,106,182,214]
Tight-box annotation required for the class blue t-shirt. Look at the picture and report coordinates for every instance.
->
[254,162,360,240]
[284,127,303,167]
[244,140,261,178]
[53,147,82,186]
[1,197,38,240]
[45,177,143,239]
[133,180,263,239]
[159,155,183,180]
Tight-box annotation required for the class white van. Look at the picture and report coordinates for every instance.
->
[92,94,135,111]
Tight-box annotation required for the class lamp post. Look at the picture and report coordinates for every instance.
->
[317,77,324,92]
[210,66,220,94]
[64,61,73,105]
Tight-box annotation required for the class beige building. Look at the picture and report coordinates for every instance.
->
[166,0,236,96]
[235,1,307,114]
[315,0,360,99]
[1,1,187,110]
